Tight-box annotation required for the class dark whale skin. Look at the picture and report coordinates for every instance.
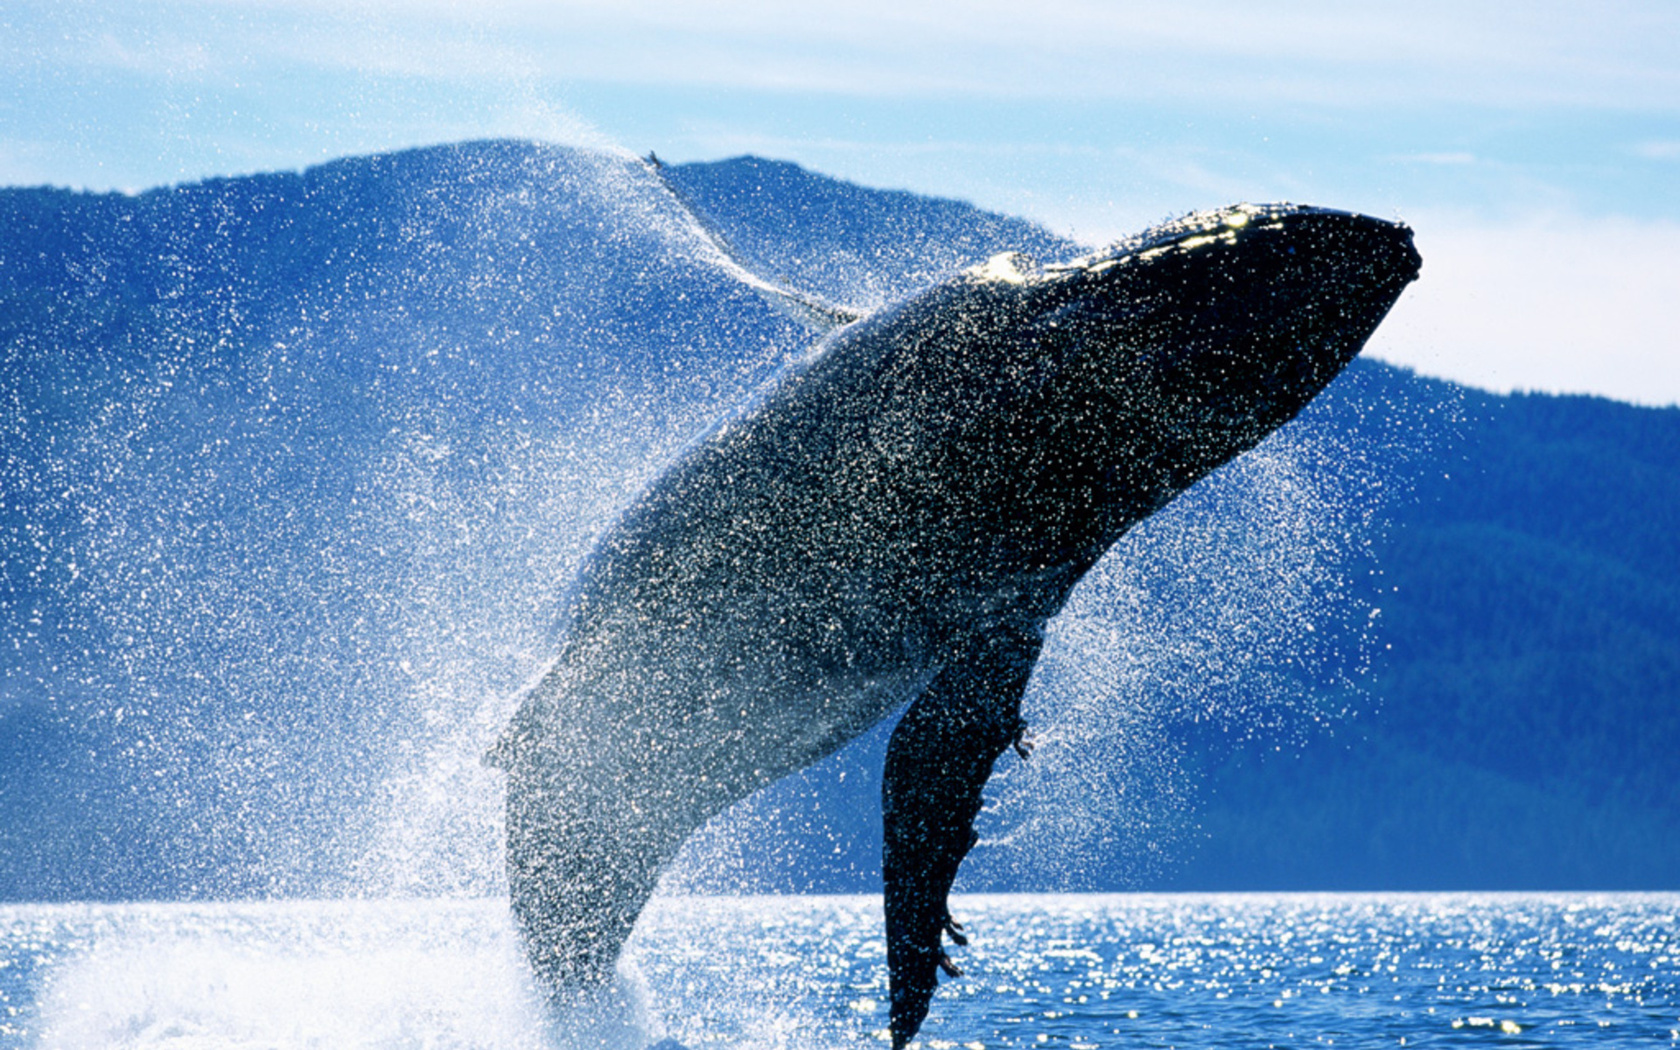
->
[488,203,1421,1044]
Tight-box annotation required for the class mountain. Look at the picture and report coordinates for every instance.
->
[1,140,1676,900]
[1170,373,1680,891]
[0,140,816,897]
[0,141,1074,898]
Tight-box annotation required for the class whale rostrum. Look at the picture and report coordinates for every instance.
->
[488,203,1421,1046]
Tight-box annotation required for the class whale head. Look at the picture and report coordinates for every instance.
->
[801,202,1420,600]
[1028,203,1418,441]
[982,204,1419,466]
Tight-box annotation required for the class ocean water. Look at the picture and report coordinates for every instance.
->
[1,893,1674,1050]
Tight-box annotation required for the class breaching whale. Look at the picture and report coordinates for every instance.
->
[488,202,1420,1045]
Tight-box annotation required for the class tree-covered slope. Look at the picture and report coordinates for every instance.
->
[1165,374,1680,890]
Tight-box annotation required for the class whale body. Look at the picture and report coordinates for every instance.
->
[489,203,1420,1045]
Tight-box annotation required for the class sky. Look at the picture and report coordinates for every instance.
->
[3,0,1677,405]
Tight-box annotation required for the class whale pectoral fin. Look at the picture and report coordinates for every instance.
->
[882,625,1042,1049]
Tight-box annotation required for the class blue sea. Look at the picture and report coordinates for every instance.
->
[2,894,1674,1050]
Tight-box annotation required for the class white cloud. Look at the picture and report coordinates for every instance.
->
[12,0,1680,108]
[1366,211,1680,406]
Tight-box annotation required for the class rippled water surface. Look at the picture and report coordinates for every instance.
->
[2,894,1675,1049]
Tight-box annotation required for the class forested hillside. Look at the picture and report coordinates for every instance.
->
[1170,370,1680,890]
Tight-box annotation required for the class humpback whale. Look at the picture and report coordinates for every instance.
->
[488,202,1420,1045]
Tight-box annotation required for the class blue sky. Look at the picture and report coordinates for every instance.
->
[4,0,1677,404]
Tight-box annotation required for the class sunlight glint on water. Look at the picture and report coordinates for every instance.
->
[4,894,1676,1050]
